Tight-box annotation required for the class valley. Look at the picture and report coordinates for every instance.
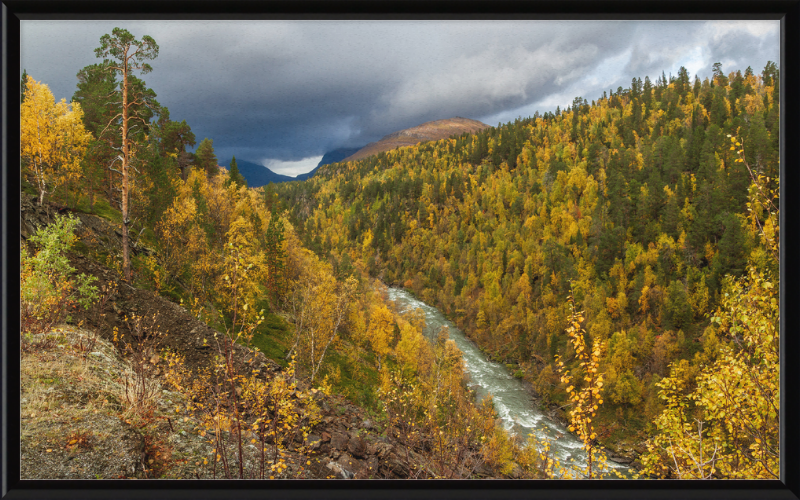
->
[17,25,780,482]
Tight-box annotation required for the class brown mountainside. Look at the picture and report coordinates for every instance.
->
[342,117,489,162]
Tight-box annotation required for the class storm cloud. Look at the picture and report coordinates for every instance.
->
[21,20,778,175]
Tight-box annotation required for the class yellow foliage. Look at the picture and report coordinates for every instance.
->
[286,249,357,382]
[366,304,395,369]
[21,77,91,206]
[555,291,618,478]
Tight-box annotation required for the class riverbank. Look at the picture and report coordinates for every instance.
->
[515,375,641,469]
[384,286,638,477]
[382,283,643,474]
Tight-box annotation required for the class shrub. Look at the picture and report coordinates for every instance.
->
[20,214,98,336]
[115,312,165,418]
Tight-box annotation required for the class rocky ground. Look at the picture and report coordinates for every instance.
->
[19,323,445,480]
[20,325,215,479]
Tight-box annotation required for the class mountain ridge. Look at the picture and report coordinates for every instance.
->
[220,118,488,186]
[295,147,363,181]
[342,117,490,163]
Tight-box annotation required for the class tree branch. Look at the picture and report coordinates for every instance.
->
[99,113,124,139]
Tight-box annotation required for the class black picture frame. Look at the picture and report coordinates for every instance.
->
[3,1,798,499]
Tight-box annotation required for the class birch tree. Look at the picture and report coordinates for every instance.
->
[21,77,90,206]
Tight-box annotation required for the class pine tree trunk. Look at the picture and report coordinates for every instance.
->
[121,56,131,281]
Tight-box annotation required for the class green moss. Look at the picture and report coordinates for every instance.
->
[72,239,90,256]
[21,178,37,197]
[247,313,294,368]
[138,227,158,248]
[91,198,122,224]
[68,193,97,214]
[160,287,186,305]
[317,346,382,414]
[37,375,63,385]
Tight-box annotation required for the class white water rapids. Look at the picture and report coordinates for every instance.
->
[386,287,631,478]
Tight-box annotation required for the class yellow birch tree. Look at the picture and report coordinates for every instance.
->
[21,78,90,206]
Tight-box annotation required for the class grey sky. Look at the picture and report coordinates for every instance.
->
[20,20,779,176]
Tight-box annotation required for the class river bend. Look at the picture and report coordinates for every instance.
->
[386,287,630,477]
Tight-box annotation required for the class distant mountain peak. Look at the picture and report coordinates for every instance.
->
[342,117,489,163]
[220,158,295,187]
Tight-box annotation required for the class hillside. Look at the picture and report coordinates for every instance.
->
[312,147,363,173]
[294,148,362,181]
[275,65,780,478]
[342,117,490,162]
[18,194,527,480]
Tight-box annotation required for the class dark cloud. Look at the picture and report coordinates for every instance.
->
[21,20,778,172]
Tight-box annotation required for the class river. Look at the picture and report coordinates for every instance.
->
[386,287,631,478]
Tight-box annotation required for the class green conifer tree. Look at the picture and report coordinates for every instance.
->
[228,155,247,187]
[195,138,218,178]
[20,69,29,103]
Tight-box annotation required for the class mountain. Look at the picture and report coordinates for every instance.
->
[220,158,295,187]
[341,117,490,163]
[295,147,363,181]
[218,116,490,187]
[316,147,364,169]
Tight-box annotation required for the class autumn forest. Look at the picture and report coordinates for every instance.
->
[19,28,780,481]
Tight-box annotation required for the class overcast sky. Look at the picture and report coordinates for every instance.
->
[21,20,779,176]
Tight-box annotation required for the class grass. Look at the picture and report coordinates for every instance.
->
[21,328,120,434]
[318,343,382,414]
[247,311,294,368]
[20,324,212,479]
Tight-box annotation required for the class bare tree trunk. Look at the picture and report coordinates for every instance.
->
[179,151,190,181]
[107,167,115,207]
[38,176,46,206]
[121,56,131,281]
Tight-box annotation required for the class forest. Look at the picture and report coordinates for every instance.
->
[19,27,779,480]
[274,61,780,478]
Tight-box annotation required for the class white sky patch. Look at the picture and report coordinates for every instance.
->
[592,47,635,91]
[707,20,778,40]
[260,156,324,177]
[675,45,707,79]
